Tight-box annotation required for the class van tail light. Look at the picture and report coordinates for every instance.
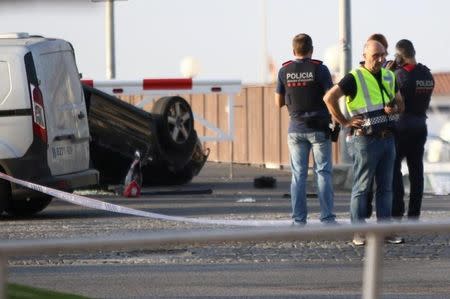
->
[32,86,48,143]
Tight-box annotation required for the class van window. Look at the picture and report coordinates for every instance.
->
[0,61,12,105]
[39,50,83,130]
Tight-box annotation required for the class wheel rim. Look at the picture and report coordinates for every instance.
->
[167,101,192,144]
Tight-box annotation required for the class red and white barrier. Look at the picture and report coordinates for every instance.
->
[81,78,241,96]
[81,78,242,143]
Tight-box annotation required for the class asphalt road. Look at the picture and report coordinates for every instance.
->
[2,162,450,298]
[9,261,450,299]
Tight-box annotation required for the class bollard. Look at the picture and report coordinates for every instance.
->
[362,232,384,299]
[0,254,6,299]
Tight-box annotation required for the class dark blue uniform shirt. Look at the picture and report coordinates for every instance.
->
[395,63,434,130]
[276,58,333,133]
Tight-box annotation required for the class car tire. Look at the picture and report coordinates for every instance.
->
[0,178,11,215]
[6,196,53,217]
[152,96,196,151]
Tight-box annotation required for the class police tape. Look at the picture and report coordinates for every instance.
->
[0,172,303,227]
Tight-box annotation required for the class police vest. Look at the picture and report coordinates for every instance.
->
[396,63,434,117]
[346,67,397,132]
[282,59,327,120]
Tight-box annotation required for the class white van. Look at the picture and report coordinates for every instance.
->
[0,33,98,216]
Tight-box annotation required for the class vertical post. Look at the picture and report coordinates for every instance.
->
[0,255,6,299]
[339,0,352,79]
[105,0,116,79]
[228,95,235,179]
[259,0,268,84]
[362,233,383,299]
[338,0,352,163]
[230,140,234,179]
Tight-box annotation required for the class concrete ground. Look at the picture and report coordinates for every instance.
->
[3,162,450,298]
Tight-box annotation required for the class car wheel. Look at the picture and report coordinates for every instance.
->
[0,179,11,215]
[152,96,196,151]
[6,196,53,217]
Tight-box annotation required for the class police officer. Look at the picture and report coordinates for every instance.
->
[362,33,390,219]
[275,33,336,225]
[324,40,405,245]
[392,39,435,220]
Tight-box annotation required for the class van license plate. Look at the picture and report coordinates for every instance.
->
[51,146,74,160]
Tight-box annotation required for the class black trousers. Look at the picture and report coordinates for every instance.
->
[392,126,427,218]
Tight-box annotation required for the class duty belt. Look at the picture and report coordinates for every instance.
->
[354,128,393,138]
[361,113,399,127]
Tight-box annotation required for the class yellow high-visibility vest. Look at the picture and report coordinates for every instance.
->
[346,67,396,116]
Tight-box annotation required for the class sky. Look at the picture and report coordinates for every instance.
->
[1,0,450,84]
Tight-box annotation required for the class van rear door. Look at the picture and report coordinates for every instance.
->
[34,44,90,175]
[0,48,34,159]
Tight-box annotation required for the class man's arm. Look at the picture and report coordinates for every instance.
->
[384,91,404,114]
[324,85,348,126]
[318,64,334,91]
[274,92,285,108]
[324,85,364,128]
[394,91,405,113]
[274,67,286,108]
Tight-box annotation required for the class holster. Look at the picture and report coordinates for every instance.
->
[330,124,341,142]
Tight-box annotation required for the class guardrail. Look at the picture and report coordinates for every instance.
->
[1,220,450,299]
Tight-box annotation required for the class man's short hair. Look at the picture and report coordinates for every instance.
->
[396,39,416,59]
[367,33,388,50]
[292,33,313,56]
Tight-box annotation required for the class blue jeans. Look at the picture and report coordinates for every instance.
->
[347,135,375,218]
[350,135,395,223]
[288,131,335,223]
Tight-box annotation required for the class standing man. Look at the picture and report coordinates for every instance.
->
[362,33,390,219]
[324,40,404,245]
[275,33,336,225]
[392,39,435,220]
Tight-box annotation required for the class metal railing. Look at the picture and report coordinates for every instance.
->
[1,220,450,299]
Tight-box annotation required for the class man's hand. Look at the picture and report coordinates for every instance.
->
[384,60,398,71]
[384,104,398,115]
[345,115,365,129]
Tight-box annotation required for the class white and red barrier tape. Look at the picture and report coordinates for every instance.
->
[0,172,302,226]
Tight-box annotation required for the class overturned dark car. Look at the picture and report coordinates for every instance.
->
[83,85,209,187]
